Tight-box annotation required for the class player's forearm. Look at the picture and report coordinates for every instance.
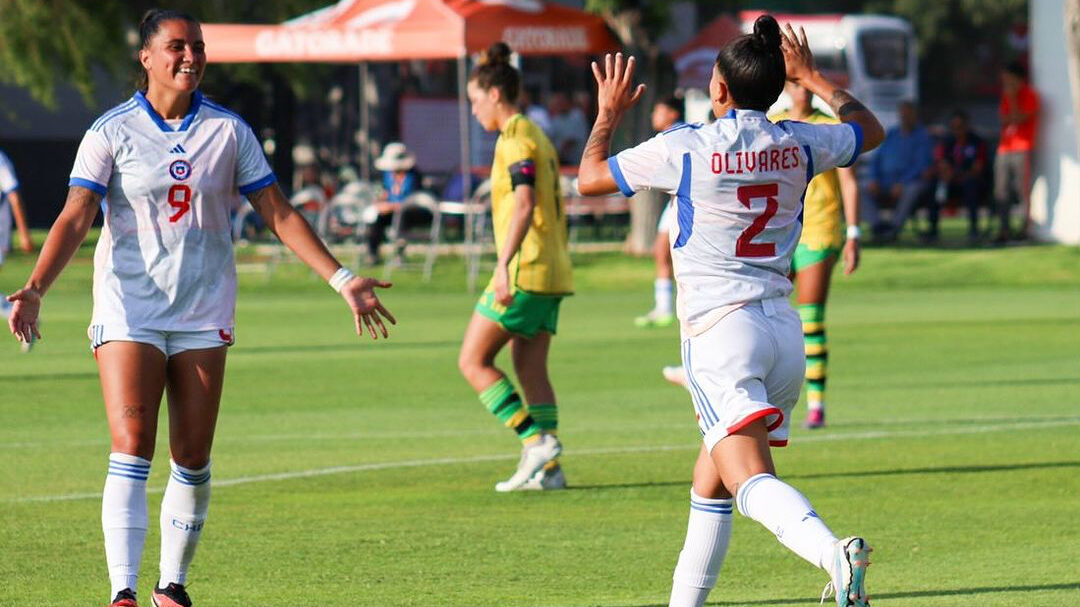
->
[801,70,884,151]
[498,187,536,267]
[577,111,620,196]
[249,184,340,279]
[8,191,31,239]
[27,188,99,295]
[837,166,860,228]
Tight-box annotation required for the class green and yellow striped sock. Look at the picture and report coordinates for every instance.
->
[479,377,540,443]
[800,303,827,410]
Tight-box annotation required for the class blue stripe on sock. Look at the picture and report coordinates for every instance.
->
[107,470,149,481]
[691,503,733,514]
[170,471,210,485]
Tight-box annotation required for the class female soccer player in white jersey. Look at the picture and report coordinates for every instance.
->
[577,16,884,607]
[5,10,395,607]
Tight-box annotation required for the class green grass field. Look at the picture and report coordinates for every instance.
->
[2,237,1079,606]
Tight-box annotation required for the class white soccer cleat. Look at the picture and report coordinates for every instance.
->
[821,536,872,606]
[520,463,567,491]
[662,365,688,389]
[495,433,562,492]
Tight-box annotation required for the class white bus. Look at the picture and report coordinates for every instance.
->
[740,11,918,128]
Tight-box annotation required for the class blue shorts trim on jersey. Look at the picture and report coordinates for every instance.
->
[672,152,694,249]
[238,173,277,195]
[608,156,635,197]
[841,122,864,167]
[69,177,108,196]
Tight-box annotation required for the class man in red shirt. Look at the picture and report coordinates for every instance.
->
[994,62,1039,243]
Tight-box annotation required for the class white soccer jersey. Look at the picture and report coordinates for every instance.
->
[69,91,275,331]
[610,108,861,336]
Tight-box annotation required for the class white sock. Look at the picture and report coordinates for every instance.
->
[102,453,151,598]
[735,473,837,571]
[669,490,733,607]
[159,460,211,586]
[655,278,673,315]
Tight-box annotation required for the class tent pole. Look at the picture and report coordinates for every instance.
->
[458,54,476,292]
[359,62,370,181]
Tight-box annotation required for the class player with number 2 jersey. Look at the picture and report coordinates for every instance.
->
[578,15,884,607]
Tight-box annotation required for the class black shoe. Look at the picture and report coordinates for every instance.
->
[109,588,138,607]
[151,582,192,607]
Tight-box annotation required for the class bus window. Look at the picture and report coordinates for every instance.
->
[859,30,909,79]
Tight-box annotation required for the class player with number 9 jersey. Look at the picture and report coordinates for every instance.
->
[70,90,269,332]
[6,10,395,607]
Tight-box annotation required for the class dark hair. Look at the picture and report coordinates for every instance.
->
[1004,61,1027,79]
[136,9,200,91]
[656,95,684,120]
[714,15,785,111]
[950,108,969,122]
[469,42,520,104]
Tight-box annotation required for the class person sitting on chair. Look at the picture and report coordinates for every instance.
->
[365,142,426,264]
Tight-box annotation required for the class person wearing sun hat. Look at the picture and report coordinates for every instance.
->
[365,141,427,264]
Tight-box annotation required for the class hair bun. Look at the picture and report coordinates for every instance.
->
[480,41,513,66]
[752,15,781,52]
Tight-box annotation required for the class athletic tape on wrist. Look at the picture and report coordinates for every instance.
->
[329,267,356,293]
[846,225,862,240]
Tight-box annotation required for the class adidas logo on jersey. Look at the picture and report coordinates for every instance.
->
[169,144,187,154]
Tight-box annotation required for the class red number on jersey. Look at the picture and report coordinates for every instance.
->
[167,184,191,223]
[735,183,779,258]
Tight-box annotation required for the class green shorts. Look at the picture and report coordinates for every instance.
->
[791,243,840,273]
[475,287,563,338]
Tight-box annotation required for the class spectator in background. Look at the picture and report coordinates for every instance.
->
[863,100,934,241]
[0,148,33,260]
[890,109,988,243]
[520,87,552,136]
[547,91,588,165]
[994,62,1039,243]
[365,142,426,264]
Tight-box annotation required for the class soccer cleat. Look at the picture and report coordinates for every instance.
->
[634,309,675,328]
[661,365,688,389]
[803,407,826,429]
[109,589,138,607]
[821,536,872,606]
[520,463,567,490]
[495,433,562,492]
[151,582,192,607]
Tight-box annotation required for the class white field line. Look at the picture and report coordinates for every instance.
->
[8,418,1078,504]
[3,412,1078,450]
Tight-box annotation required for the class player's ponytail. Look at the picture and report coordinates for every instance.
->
[714,14,786,111]
[469,41,520,105]
[135,8,201,92]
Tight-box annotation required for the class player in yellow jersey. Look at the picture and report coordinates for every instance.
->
[771,81,861,429]
[458,42,572,491]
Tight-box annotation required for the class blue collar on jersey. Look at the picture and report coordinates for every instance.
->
[133,90,203,133]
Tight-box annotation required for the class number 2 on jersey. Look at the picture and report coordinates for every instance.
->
[167,184,191,223]
[735,183,778,257]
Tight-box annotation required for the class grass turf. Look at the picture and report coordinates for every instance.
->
[2,236,1079,606]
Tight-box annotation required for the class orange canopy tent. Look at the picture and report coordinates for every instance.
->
[672,15,743,90]
[202,0,616,62]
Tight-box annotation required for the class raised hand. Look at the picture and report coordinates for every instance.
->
[591,52,646,119]
[780,23,815,83]
[340,277,396,339]
[7,287,42,344]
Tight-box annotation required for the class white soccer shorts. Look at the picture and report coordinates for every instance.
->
[88,325,235,357]
[681,296,804,452]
